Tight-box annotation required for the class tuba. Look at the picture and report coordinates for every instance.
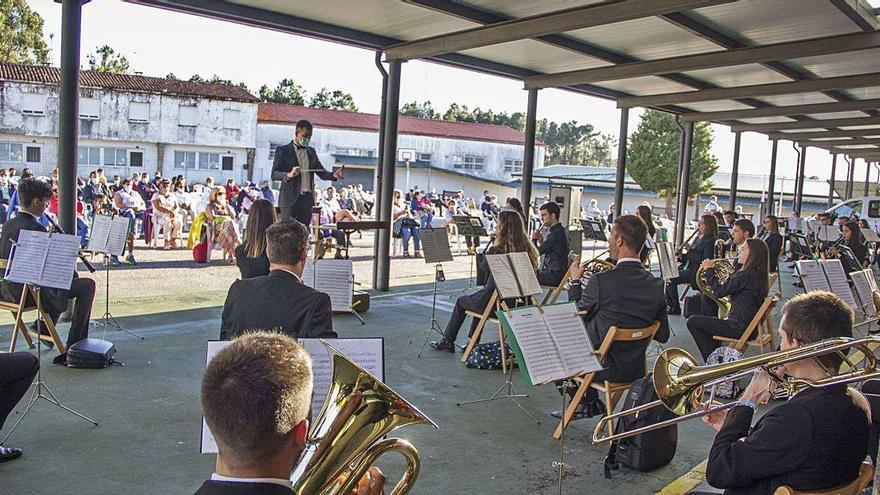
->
[291,343,438,495]
[696,239,735,319]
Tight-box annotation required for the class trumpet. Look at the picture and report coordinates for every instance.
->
[592,336,880,444]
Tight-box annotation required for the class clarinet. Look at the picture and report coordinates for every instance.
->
[46,215,97,273]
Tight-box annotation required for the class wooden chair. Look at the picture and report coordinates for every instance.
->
[540,257,580,306]
[459,291,509,373]
[553,321,661,440]
[712,296,778,354]
[773,462,873,495]
[0,260,65,354]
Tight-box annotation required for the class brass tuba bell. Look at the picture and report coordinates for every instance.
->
[291,342,438,495]
[696,255,736,320]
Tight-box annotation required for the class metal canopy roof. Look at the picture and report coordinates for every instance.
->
[125,0,880,161]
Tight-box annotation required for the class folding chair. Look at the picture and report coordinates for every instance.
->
[553,320,661,440]
[0,260,65,354]
[713,296,778,354]
[773,462,872,495]
[540,257,580,306]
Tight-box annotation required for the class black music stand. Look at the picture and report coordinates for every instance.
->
[582,219,607,258]
[89,213,143,339]
[452,215,488,291]
[417,228,461,355]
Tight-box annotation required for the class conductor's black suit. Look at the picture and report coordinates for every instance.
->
[271,141,336,226]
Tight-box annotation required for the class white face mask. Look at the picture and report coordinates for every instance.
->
[124,185,132,193]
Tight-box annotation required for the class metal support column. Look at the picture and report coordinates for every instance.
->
[520,89,539,209]
[865,160,871,197]
[613,108,629,218]
[794,144,806,215]
[846,156,854,200]
[374,60,401,292]
[729,131,741,211]
[828,154,837,209]
[766,140,778,217]
[58,0,83,234]
[674,122,694,246]
[371,52,388,288]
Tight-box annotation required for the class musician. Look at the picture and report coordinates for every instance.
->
[829,221,868,273]
[665,214,719,315]
[686,238,769,361]
[0,178,96,365]
[556,215,669,419]
[727,218,754,262]
[271,119,344,225]
[220,220,336,340]
[760,215,784,273]
[531,202,570,287]
[722,210,737,227]
[430,210,539,352]
[702,291,870,494]
[0,352,39,462]
[196,331,383,495]
[636,204,656,264]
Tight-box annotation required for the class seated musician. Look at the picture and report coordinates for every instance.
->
[722,210,737,228]
[701,291,870,494]
[829,220,868,273]
[196,331,383,495]
[430,210,538,352]
[554,215,669,419]
[665,214,719,315]
[812,213,837,253]
[686,238,768,361]
[0,178,96,365]
[759,215,783,273]
[531,202,570,287]
[220,220,336,340]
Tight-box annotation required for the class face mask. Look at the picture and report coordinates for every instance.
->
[124,186,132,193]
[298,137,310,147]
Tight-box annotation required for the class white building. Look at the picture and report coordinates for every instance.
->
[0,63,258,184]
[255,103,544,199]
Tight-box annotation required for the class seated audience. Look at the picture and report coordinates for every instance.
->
[316,204,346,260]
[112,177,146,265]
[220,220,336,340]
[259,180,275,204]
[235,198,276,279]
[702,291,870,494]
[322,186,357,224]
[392,189,421,258]
[151,179,181,250]
[205,187,241,265]
[0,352,39,463]
[531,202,570,287]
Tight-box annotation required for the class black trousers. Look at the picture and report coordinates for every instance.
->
[39,278,96,349]
[686,315,744,361]
[862,380,880,465]
[664,268,693,311]
[0,352,39,429]
[443,291,490,343]
[285,192,315,227]
[537,269,565,287]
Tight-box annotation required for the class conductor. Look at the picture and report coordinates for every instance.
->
[272,119,344,225]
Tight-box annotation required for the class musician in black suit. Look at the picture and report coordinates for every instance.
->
[829,220,868,273]
[701,291,870,494]
[0,178,95,364]
[556,215,669,419]
[196,331,384,495]
[531,202,570,287]
[220,220,336,340]
[665,214,718,315]
[760,215,784,273]
[0,352,39,462]
[686,238,769,361]
[271,120,344,226]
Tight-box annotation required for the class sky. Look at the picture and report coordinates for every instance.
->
[28,0,877,185]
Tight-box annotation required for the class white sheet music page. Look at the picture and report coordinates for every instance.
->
[41,233,78,290]
[862,229,880,243]
[301,259,315,288]
[6,230,49,286]
[510,251,542,296]
[796,260,831,293]
[504,306,565,385]
[314,259,353,311]
[542,303,602,377]
[485,254,519,299]
[105,216,131,257]
[658,242,679,281]
[821,259,860,311]
[850,269,877,318]
[88,215,112,253]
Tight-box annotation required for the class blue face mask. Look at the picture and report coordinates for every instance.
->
[298,137,310,147]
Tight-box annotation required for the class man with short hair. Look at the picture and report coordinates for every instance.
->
[196,331,383,495]
[729,218,755,261]
[220,220,336,340]
[702,291,870,494]
[531,202,570,287]
[272,120,344,226]
[112,177,144,265]
[723,210,737,227]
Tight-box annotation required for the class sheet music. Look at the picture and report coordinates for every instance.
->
[509,251,542,296]
[816,225,840,243]
[503,307,565,385]
[314,259,353,311]
[486,254,519,299]
[796,260,831,293]
[201,338,384,454]
[862,229,880,243]
[821,259,860,311]
[542,303,602,377]
[420,228,453,264]
[42,234,79,290]
[301,259,315,286]
[6,230,49,285]
[88,215,112,253]
[106,216,131,256]
[850,269,877,318]
[658,242,679,281]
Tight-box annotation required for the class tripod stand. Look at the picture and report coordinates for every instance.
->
[418,263,463,356]
[94,253,143,340]
[2,286,97,445]
[456,356,540,425]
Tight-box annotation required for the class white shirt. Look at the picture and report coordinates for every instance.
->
[616,257,641,264]
[210,473,293,490]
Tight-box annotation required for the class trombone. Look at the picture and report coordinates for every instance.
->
[592,336,880,444]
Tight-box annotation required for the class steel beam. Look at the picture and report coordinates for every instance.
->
[865,160,872,196]
[829,154,837,209]
[732,116,880,133]
[374,60,401,292]
[801,137,880,146]
[846,156,855,200]
[680,98,880,123]
[520,89,539,210]
[729,131,741,211]
[613,108,629,218]
[766,140,778,217]
[617,72,880,108]
[769,129,880,140]
[385,0,732,61]
[58,0,83,235]
[794,144,806,215]
[371,53,388,289]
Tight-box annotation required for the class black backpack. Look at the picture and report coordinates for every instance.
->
[604,372,678,478]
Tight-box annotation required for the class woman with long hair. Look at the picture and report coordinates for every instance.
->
[686,238,769,361]
[391,188,421,258]
[760,215,784,272]
[831,220,868,272]
[665,214,719,314]
[235,198,276,278]
[636,204,656,264]
[204,186,241,264]
[505,197,528,230]
[431,210,538,352]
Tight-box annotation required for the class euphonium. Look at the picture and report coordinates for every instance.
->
[291,343,438,495]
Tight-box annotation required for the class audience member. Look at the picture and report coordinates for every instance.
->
[392,189,421,258]
[0,352,38,463]
[205,187,241,265]
[151,179,181,250]
[235,198,276,279]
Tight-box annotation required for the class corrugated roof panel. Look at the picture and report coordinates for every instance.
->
[735,116,799,125]
[785,48,880,79]
[840,87,880,100]
[754,93,838,107]
[807,111,876,120]
[459,39,610,74]
[461,0,607,19]
[597,76,696,96]
[679,100,755,113]
[564,16,720,61]
[681,64,793,87]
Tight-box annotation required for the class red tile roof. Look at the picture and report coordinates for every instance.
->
[258,102,538,145]
[0,63,258,102]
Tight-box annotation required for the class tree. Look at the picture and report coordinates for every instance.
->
[185,74,249,90]
[309,88,358,112]
[583,133,617,167]
[0,0,49,65]
[400,100,439,119]
[627,109,718,213]
[87,45,131,74]
[258,79,306,105]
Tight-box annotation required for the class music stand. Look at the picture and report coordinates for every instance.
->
[417,228,461,355]
[89,213,143,339]
[582,219,606,257]
[452,215,488,291]
[837,245,863,274]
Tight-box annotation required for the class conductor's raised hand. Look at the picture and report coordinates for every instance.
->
[287,166,301,179]
[333,167,345,180]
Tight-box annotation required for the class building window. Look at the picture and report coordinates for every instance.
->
[198,152,220,170]
[25,146,41,163]
[79,97,100,120]
[222,109,240,130]
[463,155,485,171]
[268,143,282,159]
[335,147,376,157]
[130,151,144,168]
[0,142,24,162]
[222,156,234,171]
[174,151,196,169]
[78,146,100,166]
[178,105,198,127]
[417,152,432,162]
[21,94,45,116]
[503,158,523,173]
[129,102,150,123]
[103,148,128,167]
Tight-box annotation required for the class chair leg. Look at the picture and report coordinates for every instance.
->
[460,315,489,364]
[604,386,615,438]
[553,375,593,440]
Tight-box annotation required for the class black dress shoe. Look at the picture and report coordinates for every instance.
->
[550,399,606,420]
[429,340,455,352]
[666,306,681,316]
[0,446,22,463]
[52,353,68,366]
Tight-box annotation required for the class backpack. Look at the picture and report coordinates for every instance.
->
[604,372,678,478]
[465,341,513,370]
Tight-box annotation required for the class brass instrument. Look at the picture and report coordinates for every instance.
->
[291,343,438,495]
[592,336,880,444]
[695,240,736,319]
[566,250,614,288]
